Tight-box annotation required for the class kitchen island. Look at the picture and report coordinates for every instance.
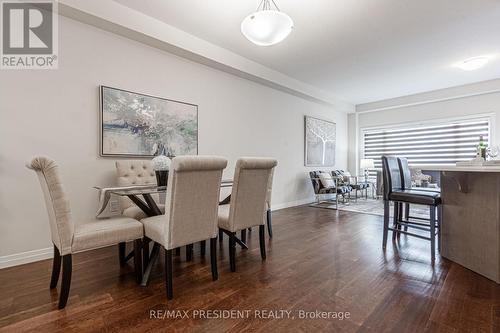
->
[420,165,500,283]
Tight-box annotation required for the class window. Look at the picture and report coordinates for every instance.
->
[362,118,491,171]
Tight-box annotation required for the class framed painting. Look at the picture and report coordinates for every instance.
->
[100,86,198,157]
[304,116,336,167]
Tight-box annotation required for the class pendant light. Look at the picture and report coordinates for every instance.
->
[241,0,294,46]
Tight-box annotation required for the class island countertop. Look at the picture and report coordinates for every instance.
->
[424,168,500,283]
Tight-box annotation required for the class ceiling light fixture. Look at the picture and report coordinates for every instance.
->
[455,56,490,71]
[241,0,294,46]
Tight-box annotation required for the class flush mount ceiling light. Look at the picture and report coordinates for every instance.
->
[455,56,490,71]
[241,0,294,46]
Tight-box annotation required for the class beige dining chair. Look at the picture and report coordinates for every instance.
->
[27,157,144,309]
[116,160,169,264]
[239,168,275,243]
[218,157,278,272]
[140,155,228,299]
[265,169,275,238]
[115,160,165,220]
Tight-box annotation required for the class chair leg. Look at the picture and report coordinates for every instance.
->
[437,205,442,252]
[219,229,223,243]
[382,200,390,249]
[210,237,218,281]
[267,209,273,238]
[58,254,72,309]
[397,202,403,239]
[430,206,436,263]
[241,229,247,243]
[165,248,173,300]
[200,240,206,256]
[118,242,126,267]
[133,239,142,284]
[143,237,150,268]
[404,203,410,231]
[259,225,266,260]
[186,244,193,261]
[392,203,399,241]
[50,245,61,289]
[229,232,236,272]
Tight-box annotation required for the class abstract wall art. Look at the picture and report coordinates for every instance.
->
[100,86,198,157]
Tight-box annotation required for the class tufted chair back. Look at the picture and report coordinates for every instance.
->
[115,160,158,210]
[164,156,228,249]
[27,156,74,255]
[228,158,278,231]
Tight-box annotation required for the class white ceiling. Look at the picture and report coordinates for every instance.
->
[114,0,500,104]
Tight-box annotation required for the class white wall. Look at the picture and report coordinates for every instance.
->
[348,81,500,173]
[0,16,352,265]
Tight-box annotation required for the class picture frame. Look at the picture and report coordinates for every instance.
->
[304,115,336,167]
[99,86,198,157]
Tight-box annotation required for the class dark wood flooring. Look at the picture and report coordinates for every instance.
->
[1,206,500,332]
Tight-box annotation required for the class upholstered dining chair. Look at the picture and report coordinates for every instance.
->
[240,167,275,243]
[116,160,171,264]
[218,157,278,272]
[115,160,165,220]
[140,155,228,299]
[27,157,144,309]
[265,169,275,238]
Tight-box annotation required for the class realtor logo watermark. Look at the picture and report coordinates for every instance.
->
[1,0,58,69]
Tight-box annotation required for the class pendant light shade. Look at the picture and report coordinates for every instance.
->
[241,0,293,46]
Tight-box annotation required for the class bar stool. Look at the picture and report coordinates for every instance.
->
[397,158,442,247]
[381,156,442,262]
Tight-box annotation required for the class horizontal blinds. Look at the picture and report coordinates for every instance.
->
[363,119,490,169]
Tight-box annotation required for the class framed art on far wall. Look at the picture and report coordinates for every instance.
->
[304,116,336,167]
[99,86,198,157]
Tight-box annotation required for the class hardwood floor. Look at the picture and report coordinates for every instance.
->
[1,206,499,332]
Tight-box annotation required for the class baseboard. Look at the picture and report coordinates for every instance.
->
[0,247,53,269]
[0,199,314,269]
[271,197,315,211]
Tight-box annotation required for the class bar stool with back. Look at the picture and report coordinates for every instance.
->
[381,156,442,262]
[398,157,442,243]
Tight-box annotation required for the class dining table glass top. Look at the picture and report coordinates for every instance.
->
[94,179,233,195]
[93,185,166,196]
[94,179,233,217]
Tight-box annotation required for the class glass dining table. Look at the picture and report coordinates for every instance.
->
[94,179,235,285]
[95,179,234,217]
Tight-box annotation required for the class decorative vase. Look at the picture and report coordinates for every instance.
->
[155,170,168,187]
[151,143,171,188]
